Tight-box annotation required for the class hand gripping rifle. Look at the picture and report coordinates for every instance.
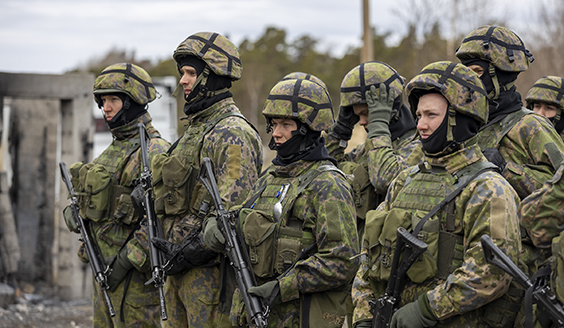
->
[372,227,428,328]
[481,234,564,327]
[59,161,116,317]
[199,157,269,328]
[138,123,167,321]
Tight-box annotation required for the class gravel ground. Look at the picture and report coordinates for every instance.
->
[0,284,93,328]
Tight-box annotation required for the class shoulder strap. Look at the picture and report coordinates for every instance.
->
[296,164,345,194]
[412,165,497,237]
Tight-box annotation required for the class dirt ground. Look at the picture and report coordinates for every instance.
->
[0,283,93,328]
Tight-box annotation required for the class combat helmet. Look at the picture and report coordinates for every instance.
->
[455,25,534,99]
[263,78,334,132]
[406,61,488,144]
[93,63,156,107]
[281,72,327,90]
[340,61,405,119]
[173,32,242,81]
[525,76,564,131]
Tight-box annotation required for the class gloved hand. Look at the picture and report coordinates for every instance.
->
[366,83,395,139]
[62,205,79,233]
[152,232,218,275]
[354,320,372,328]
[106,251,134,292]
[390,300,437,328]
[203,216,226,253]
[329,106,360,141]
[129,182,145,217]
[482,148,506,171]
[248,280,282,306]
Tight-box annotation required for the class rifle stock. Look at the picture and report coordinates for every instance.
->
[373,227,428,328]
[199,157,268,328]
[481,234,564,327]
[137,123,168,321]
[59,161,116,317]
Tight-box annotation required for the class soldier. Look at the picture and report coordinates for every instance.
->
[352,62,522,328]
[455,25,564,200]
[149,32,263,327]
[525,76,564,141]
[224,78,360,327]
[326,61,423,236]
[63,63,170,327]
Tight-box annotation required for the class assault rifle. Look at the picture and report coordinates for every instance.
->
[372,227,428,328]
[137,123,168,321]
[481,234,564,327]
[59,161,116,317]
[199,157,269,328]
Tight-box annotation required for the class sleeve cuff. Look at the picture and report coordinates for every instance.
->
[418,292,438,321]
[278,271,300,302]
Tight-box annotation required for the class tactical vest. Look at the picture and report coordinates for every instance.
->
[363,161,496,285]
[70,136,150,225]
[152,111,254,231]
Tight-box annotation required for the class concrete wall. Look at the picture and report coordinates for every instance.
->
[0,72,95,300]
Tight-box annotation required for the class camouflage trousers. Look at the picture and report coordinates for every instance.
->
[92,270,161,328]
[162,264,231,328]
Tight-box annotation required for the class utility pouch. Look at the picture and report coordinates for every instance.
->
[406,210,440,283]
[80,163,112,222]
[365,208,411,282]
[340,161,377,220]
[113,188,136,225]
[152,153,195,216]
[274,226,314,276]
[240,208,278,278]
[550,229,564,306]
[303,289,348,328]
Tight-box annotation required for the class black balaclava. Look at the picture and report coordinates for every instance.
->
[416,90,481,156]
[389,103,417,141]
[101,93,147,129]
[179,55,233,115]
[461,58,522,122]
[269,119,336,166]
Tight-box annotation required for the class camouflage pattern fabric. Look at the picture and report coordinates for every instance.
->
[161,97,263,327]
[477,110,564,199]
[93,63,157,107]
[352,143,521,327]
[77,113,170,327]
[519,165,564,271]
[233,159,360,327]
[263,78,334,132]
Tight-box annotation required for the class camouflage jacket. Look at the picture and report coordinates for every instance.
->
[519,164,564,269]
[162,97,263,244]
[352,143,521,326]
[77,113,170,272]
[477,108,564,199]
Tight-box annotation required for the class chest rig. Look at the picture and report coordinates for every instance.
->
[153,111,252,223]
[365,160,497,285]
[238,164,344,279]
[70,136,148,224]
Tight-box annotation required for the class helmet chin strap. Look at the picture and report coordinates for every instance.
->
[487,63,515,100]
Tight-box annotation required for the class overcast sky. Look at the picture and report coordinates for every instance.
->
[0,0,536,75]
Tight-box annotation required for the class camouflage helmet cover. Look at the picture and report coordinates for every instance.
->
[173,32,242,80]
[93,63,156,106]
[262,78,334,132]
[455,25,534,72]
[405,61,488,124]
[281,72,327,90]
[340,61,404,108]
[525,76,564,110]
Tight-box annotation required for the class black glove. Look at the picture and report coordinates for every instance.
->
[106,251,134,292]
[152,233,217,276]
[248,280,282,306]
[130,182,145,217]
[329,106,360,141]
[482,148,506,170]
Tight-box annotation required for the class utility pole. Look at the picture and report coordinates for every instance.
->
[361,0,374,63]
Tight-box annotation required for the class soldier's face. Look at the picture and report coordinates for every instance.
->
[533,102,558,119]
[101,95,123,121]
[353,103,369,131]
[468,64,485,77]
[271,118,297,146]
[179,66,198,97]
[416,93,448,139]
